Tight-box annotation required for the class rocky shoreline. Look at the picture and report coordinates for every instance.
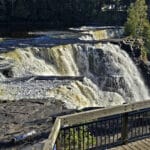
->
[0,98,72,149]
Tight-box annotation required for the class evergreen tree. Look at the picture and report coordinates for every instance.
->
[125,0,150,60]
[125,0,149,38]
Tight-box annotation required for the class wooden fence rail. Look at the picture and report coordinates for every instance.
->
[43,100,150,150]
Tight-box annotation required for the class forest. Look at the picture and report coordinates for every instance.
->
[0,0,150,29]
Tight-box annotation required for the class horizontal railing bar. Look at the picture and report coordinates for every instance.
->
[129,107,150,114]
[60,100,150,126]
[62,114,121,130]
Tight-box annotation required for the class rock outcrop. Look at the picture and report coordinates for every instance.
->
[138,61,150,91]
[120,38,150,91]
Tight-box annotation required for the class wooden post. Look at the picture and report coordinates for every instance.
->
[121,113,128,144]
[56,135,61,150]
[43,118,61,150]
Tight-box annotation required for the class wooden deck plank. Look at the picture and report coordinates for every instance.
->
[110,146,126,150]
[128,143,139,150]
[109,138,150,150]
[131,141,145,150]
[122,145,131,150]
[136,141,150,150]
[142,139,150,147]
[145,138,150,142]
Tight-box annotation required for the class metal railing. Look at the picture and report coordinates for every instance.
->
[44,100,150,150]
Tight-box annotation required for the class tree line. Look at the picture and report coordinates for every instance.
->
[0,0,142,28]
[125,0,150,60]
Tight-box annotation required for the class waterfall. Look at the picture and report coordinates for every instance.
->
[0,29,149,108]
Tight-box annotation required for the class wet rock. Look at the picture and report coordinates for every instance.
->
[0,58,14,78]
[138,61,150,90]
[0,98,69,149]
[120,39,141,58]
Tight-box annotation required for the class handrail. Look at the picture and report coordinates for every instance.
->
[60,100,150,126]
[43,118,61,150]
[43,100,150,150]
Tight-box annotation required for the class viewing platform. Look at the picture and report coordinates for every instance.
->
[44,100,150,150]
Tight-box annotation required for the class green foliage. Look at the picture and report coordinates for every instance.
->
[125,0,149,37]
[125,0,150,60]
[143,23,150,49]
[62,126,96,150]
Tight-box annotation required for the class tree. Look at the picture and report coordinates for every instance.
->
[125,0,150,60]
[125,0,149,37]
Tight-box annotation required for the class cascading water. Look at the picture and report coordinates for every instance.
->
[0,28,149,108]
[89,43,149,102]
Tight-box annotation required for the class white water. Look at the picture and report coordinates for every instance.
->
[0,29,149,108]
[1,44,149,106]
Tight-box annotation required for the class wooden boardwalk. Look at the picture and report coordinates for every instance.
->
[44,100,150,150]
[109,138,150,150]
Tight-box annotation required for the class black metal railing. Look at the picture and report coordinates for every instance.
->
[56,108,150,150]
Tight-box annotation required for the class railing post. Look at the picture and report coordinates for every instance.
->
[121,112,128,144]
[43,118,61,150]
[56,138,61,150]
